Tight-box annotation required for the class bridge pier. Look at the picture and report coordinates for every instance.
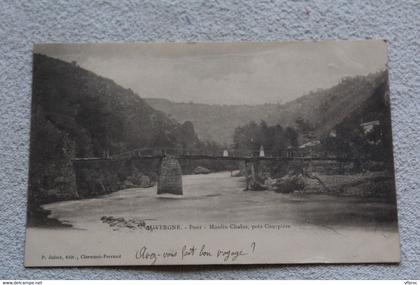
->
[244,160,256,191]
[157,155,183,195]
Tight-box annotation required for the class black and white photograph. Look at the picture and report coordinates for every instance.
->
[25,41,400,266]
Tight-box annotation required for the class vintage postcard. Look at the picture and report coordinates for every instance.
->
[25,40,400,266]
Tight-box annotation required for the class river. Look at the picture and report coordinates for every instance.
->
[40,171,397,229]
[25,171,400,265]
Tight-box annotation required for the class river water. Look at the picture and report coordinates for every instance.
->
[42,171,397,230]
[25,171,400,265]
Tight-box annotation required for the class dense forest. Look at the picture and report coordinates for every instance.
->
[320,71,394,169]
[231,71,393,170]
[232,121,298,154]
[28,54,226,223]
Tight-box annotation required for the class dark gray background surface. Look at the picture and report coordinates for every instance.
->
[0,0,419,279]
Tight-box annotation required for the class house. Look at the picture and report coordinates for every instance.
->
[298,140,321,149]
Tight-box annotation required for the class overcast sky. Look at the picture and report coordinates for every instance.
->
[34,40,387,105]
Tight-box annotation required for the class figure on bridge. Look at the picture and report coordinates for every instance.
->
[259,145,265,157]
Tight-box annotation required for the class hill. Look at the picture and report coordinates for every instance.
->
[146,71,387,145]
[322,71,394,164]
[29,54,201,210]
[145,98,278,145]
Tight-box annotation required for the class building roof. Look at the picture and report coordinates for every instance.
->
[298,140,321,149]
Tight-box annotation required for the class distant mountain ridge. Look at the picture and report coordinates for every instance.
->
[146,71,386,145]
[145,98,279,145]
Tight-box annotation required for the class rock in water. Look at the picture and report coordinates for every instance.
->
[157,156,183,195]
[193,166,211,174]
[273,174,306,193]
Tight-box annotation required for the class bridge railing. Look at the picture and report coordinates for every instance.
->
[109,147,351,161]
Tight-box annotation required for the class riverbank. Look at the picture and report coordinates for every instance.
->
[270,170,396,198]
[25,171,399,266]
[38,171,398,230]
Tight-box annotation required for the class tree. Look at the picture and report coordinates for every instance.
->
[295,116,315,141]
[233,121,299,155]
[285,127,298,148]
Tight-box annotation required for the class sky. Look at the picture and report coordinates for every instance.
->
[34,40,387,105]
